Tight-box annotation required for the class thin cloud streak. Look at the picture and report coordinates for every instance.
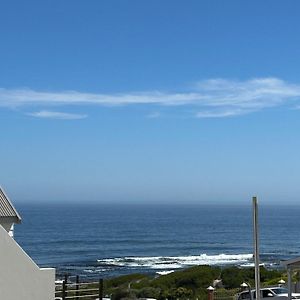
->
[196,109,251,118]
[28,110,87,120]
[2,78,300,118]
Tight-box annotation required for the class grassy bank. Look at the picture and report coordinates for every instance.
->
[99,265,286,300]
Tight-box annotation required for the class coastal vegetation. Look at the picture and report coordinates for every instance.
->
[56,265,290,299]
[99,265,286,300]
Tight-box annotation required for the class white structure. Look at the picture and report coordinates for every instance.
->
[282,257,300,300]
[0,186,55,300]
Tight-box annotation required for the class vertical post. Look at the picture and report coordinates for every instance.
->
[62,275,68,300]
[253,197,261,300]
[207,286,214,300]
[62,280,65,300]
[99,278,103,300]
[62,280,66,300]
[76,275,80,300]
[288,268,292,300]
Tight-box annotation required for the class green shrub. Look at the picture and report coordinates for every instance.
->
[106,273,148,288]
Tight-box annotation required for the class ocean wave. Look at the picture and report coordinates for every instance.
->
[156,270,175,275]
[239,263,265,268]
[97,253,253,270]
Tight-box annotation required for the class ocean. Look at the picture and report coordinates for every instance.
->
[14,203,300,280]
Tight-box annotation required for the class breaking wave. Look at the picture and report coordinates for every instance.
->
[97,253,253,270]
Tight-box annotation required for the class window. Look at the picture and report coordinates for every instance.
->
[262,290,273,298]
[240,292,251,300]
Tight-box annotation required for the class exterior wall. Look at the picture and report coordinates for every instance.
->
[0,221,14,237]
[0,224,55,300]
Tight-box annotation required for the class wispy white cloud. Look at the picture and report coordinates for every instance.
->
[28,110,87,120]
[0,88,202,107]
[2,77,300,118]
[196,109,251,118]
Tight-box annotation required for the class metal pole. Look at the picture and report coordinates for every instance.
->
[253,197,261,300]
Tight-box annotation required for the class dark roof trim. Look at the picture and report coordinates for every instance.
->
[0,186,21,223]
[281,257,300,268]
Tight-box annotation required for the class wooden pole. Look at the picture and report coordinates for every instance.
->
[253,197,261,300]
[99,278,103,300]
[76,275,79,300]
[62,274,68,300]
[62,280,65,300]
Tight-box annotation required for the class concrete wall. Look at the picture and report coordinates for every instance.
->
[0,224,55,300]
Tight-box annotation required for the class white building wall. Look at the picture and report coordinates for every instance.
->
[0,224,55,300]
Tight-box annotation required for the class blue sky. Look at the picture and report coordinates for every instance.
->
[1,1,300,204]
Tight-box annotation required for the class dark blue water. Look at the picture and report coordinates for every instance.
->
[13,204,300,279]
